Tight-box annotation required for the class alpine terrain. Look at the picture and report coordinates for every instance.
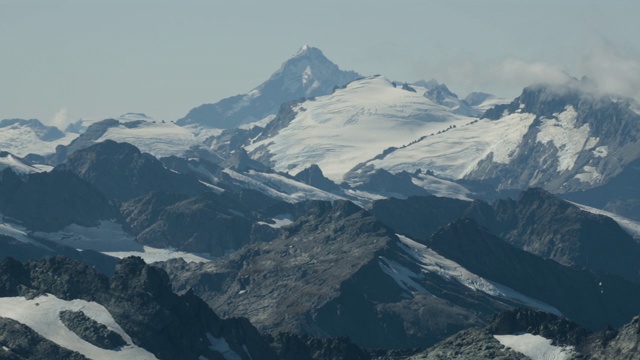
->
[0,45,639,360]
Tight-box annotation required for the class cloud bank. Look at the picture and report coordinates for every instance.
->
[430,43,640,102]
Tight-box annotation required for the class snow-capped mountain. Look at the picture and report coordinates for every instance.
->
[413,79,482,117]
[0,118,77,157]
[246,75,474,182]
[335,81,640,211]
[66,113,156,134]
[4,45,640,360]
[53,118,221,163]
[0,151,51,174]
[466,82,640,194]
[176,45,361,128]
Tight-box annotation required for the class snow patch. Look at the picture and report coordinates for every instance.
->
[33,221,140,252]
[239,114,276,131]
[257,214,295,228]
[396,235,561,315]
[206,333,242,360]
[0,294,157,360]
[536,106,595,172]
[411,173,472,200]
[0,219,51,250]
[494,333,574,360]
[102,246,211,264]
[223,169,343,203]
[0,154,42,174]
[378,256,431,295]
[32,220,210,263]
[573,166,603,184]
[593,145,608,157]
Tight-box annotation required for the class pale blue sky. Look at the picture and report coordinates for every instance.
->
[1,0,639,127]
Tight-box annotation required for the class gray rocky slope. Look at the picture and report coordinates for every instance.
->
[158,197,640,350]
[0,256,374,360]
[370,188,640,284]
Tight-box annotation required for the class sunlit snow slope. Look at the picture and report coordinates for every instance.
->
[93,121,218,159]
[247,76,473,182]
[0,294,157,360]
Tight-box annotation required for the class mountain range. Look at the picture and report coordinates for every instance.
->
[0,45,639,359]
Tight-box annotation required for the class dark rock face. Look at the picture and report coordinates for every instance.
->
[407,308,640,360]
[50,119,121,164]
[411,328,527,360]
[563,157,640,221]
[487,309,590,345]
[121,189,291,256]
[0,235,119,277]
[164,200,395,335]
[59,310,126,349]
[481,188,640,282]
[472,83,640,195]
[427,218,640,331]
[56,140,206,201]
[0,168,24,209]
[294,164,342,193]
[0,169,116,232]
[272,333,370,360]
[583,315,640,359]
[158,200,525,349]
[368,195,470,241]
[0,256,279,360]
[370,188,640,284]
[0,317,88,360]
[353,169,431,199]
[26,256,110,302]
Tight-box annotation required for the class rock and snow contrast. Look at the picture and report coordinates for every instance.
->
[493,333,575,360]
[247,75,474,182]
[2,45,640,359]
[177,45,361,129]
[0,119,77,157]
[0,294,157,360]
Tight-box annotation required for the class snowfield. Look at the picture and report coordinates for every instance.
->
[97,121,211,159]
[0,294,157,359]
[31,220,211,263]
[0,153,46,174]
[536,106,599,172]
[246,76,474,182]
[494,333,575,360]
[0,125,76,157]
[362,112,536,181]
[223,169,344,203]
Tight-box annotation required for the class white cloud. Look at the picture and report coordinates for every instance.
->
[424,43,640,102]
[579,44,640,100]
[494,58,571,88]
[50,107,70,130]
[429,58,572,99]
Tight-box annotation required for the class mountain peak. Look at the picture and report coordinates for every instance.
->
[178,47,360,129]
[294,44,318,56]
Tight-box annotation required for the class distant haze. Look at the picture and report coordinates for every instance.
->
[1,0,638,128]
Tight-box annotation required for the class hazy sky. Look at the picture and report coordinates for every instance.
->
[1,0,639,128]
